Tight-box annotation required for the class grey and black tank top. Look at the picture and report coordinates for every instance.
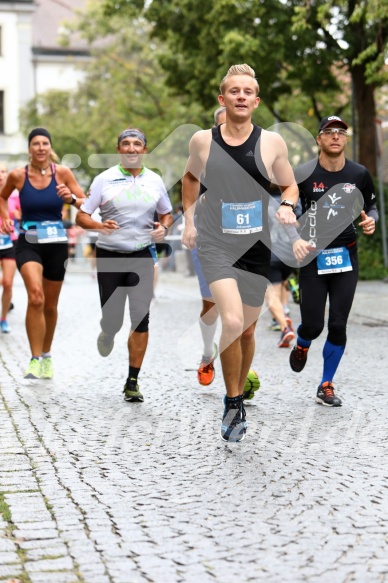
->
[197,124,272,254]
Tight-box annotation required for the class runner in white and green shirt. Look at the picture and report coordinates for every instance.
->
[77,128,173,402]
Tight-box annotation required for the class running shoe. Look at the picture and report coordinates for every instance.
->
[285,316,293,331]
[24,358,41,379]
[268,319,281,331]
[197,343,218,386]
[0,320,10,333]
[241,399,247,436]
[97,330,114,357]
[243,370,260,400]
[289,345,309,372]
[41,357,53,380]
[278,326,295,348]
[316,382,342,407]
[123,379,144,402]
[221,395,246,442]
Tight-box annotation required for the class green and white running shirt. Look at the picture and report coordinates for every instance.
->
[81,165,172,252]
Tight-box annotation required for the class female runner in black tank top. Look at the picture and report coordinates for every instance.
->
[0,128,85,380]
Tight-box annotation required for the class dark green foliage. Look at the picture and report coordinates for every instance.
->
[357,182,388,280]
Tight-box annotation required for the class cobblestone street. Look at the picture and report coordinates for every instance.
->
[0,267,387,583]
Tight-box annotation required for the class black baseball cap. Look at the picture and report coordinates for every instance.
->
[318,116,348,133]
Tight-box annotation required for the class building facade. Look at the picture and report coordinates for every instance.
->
[0,0,89,161]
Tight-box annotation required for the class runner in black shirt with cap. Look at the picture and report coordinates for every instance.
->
[288,115,378,406]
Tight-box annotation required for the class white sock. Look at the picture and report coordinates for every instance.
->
[199,319,217,359]
[42,352,51,359]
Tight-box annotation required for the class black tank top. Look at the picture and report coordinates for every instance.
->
[197,124,271,254]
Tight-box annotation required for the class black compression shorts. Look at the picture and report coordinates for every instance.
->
[96,246,154,335]
[298,243,358,345]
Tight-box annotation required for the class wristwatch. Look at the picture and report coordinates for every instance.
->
[280,199,295,211]
[70,194,77,206]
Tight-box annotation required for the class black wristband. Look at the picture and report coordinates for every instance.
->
[280,200,295,211]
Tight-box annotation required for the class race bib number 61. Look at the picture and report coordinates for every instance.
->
[221,200,262,234]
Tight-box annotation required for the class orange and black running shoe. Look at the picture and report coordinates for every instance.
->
[316,382,342,407]
[289,345,309,372]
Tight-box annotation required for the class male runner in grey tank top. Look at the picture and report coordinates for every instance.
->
[182,64,299,442]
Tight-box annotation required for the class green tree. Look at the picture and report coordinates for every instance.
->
[102,0,388,176]
[20,2,206,190]
[292,0,388,175]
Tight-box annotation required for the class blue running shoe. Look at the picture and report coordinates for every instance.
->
[221,395,246,442]
[278,326,294,348]
[1,320,10,333]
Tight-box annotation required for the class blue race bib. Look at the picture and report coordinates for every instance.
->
[0,234,12,250]
[317,247,353,275]
[37,221,67,243]
[221,200,262,234]
[24,221,68,244]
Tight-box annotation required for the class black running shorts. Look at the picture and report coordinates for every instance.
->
[16,234,68,281]
[268,258,293,284]
[0,243,16,261]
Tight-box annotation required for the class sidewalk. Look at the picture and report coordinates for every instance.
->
[0,270,387,582]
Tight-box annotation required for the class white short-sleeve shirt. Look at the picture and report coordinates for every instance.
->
[81,165,172,252]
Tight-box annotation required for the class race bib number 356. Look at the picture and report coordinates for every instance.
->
[317,247,353,275]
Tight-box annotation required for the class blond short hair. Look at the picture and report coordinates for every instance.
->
[219,64,259,95]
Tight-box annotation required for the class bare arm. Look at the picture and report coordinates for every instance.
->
[56,166,85,209]
[76,209,119,233]
[152,212,174,243]
[182,131,209,249]
[267,133,299,225]
[0,170,22,233]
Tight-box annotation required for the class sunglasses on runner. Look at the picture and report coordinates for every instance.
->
[319,128,348,137]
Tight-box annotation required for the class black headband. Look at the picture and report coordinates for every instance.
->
[28,128,52,146]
